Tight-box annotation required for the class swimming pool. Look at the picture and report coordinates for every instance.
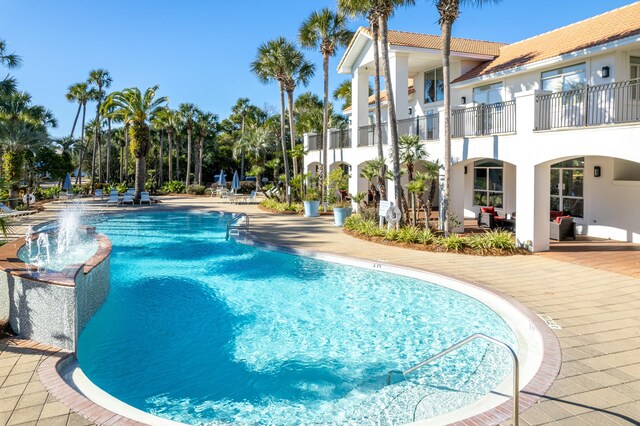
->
[76,211,520,425]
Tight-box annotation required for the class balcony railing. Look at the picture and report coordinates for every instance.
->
[397,115,439,141]
[329,129,351,149]
[535,79,640,130]
[307,134,321,151]
[357,123,389,147]
[452,101,517,138]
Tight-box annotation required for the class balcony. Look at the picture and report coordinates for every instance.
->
[452,101,517,138]
[329,129,351,149]
[535,79,640,130]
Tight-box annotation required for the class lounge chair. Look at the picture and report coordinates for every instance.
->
[94,189,103,200]
[140,192,151,205]
[127,188,135,195]
[550,216,576,241]
[245,190,257,204]
[106,192,119,207]
[121,193,134,206]
[0,203,34,217]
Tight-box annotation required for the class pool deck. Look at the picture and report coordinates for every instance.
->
[1,196,640,425]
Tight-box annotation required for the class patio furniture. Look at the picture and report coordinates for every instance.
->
[550,216,576,241]
[0,203,35,218]
[120,193,134,206]
[477,206,505,230]
[106,193,119,207]
[94,189,103,199]
[140,192,151,205]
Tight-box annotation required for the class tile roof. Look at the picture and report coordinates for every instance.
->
[454,2,640,83]
[362,28,505,57]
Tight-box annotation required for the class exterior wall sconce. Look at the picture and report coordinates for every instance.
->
[464,166,468,174]
[461,96,467,104]
[408,107,413,115]
[602,66,610,78]
[594,166,602,177]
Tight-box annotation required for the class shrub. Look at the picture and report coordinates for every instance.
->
[161,180,186,194]
[44,187,60,199]
[186,184,206,195]
[239,181,256,194]
[438,234,468,252]
[396,226,422,244]
[468,230,517,253]
[359,207,379,222]
[418,228,436,245]
[385,228,400,241]
[260,199,303,214]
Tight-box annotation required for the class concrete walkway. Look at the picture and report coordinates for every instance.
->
[2,196,640,425]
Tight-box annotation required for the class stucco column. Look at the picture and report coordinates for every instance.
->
[515,89,549,134]
[351,67,370,149]
[449,162,466,233]
[516,164,551,252]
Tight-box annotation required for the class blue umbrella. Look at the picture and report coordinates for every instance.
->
[231,171,240,193]
[62,173,72,191]
[217,170,226,186]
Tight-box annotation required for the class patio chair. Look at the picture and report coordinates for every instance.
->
[0,203,35,217]
[94,189,103,200]
[477,206,505,230]
[245,190,257,204]
[121,193,134,206]
[106,192,119,207]
[550,216,576,241]
[140,191,151,205]
[126,188,135,196]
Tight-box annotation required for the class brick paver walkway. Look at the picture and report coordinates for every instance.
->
[1,196,639,425]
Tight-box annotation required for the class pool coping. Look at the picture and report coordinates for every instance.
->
[34,210,561,426]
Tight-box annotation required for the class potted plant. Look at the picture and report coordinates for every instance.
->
[326,169,352,226]
[303,188,321,217]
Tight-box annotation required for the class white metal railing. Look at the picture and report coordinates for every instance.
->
[225,213,249,241]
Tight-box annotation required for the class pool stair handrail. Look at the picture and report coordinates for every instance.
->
[385,333,519,425]
[226,213,250,240]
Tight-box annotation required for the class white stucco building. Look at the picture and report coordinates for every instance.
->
[303,2,640,252]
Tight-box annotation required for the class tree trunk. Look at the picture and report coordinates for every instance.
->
[175,135,180,180]
[321,52,329,208]
[135,156,146,201]
[124,125,130,183]
[119,146,123,182]
[286,89,298,177]
[441,20,453,235]
[198,135,204,185]
[98,136,103,183]
[240,115,246,181]
[372,20,386,201]
[167,130,173,182]
[186,128,192,187]
[70,103,81,139]
[106,118,112,182]
[380,15,402,223]
[76,102,87,185]
[159,131,164,186]
[279,82,291,205]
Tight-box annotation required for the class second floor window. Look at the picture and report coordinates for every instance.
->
[542,63,586,92]
[424,67,444,104]
[631,56,640,100]
[472,82,503,104]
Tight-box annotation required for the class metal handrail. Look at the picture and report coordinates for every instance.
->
[386,333,519,425]
[225,213,249,241]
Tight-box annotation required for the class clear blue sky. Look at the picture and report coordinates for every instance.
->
[1,0,634,138]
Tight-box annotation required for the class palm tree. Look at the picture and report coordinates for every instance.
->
[338,0,387,202]
[154,108,179,182]
[399,134,428,224]
[100,96,118,183]
[195,110,218,185]
[231,98,251,180]
[434,0,500,234]
[251,37,298,204]
[360,162,378,207]
[0,39,21,96]
[178,103,197,187]
[109,85,168,199]
[87,69,112,188]
[282,44,315,178]
[65,82,89,140]
[299,8,352,204]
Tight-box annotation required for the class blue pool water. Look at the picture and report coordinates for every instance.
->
[77,211,517,425]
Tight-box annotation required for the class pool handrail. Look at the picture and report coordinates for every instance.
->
[226,213,250,241]
[385,333,519,425]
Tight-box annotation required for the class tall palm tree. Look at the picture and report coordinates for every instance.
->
[87,69,112,187]
[338,0,387,201]
[195,110,218,185]
[399,133,428,223]
[435,0,500,234]
[251,37,299,205]
[65,82,89,139]
[178,103,197,187]
[100,96,118,182]
[282,44,315,178]
[299,8,352,203]
[154,107,179,182]
[231,98,251,180]
[109,85,167,199]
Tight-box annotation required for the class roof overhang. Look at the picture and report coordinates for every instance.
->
[338,27,372,75]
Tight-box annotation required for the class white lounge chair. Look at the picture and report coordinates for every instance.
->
[121,193,134,206]
[94,189,103,199]
[245,190,257,204]
[106,192,119,207]
[0,203,34,217]
[140,192,151,205]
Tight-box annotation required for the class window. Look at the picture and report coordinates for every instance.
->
[474,160,503,208]
[542,63,586,92]
[424,68,444,104]
[631,57,640,100]
[550,158,584,218]
[472,82,504,104]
